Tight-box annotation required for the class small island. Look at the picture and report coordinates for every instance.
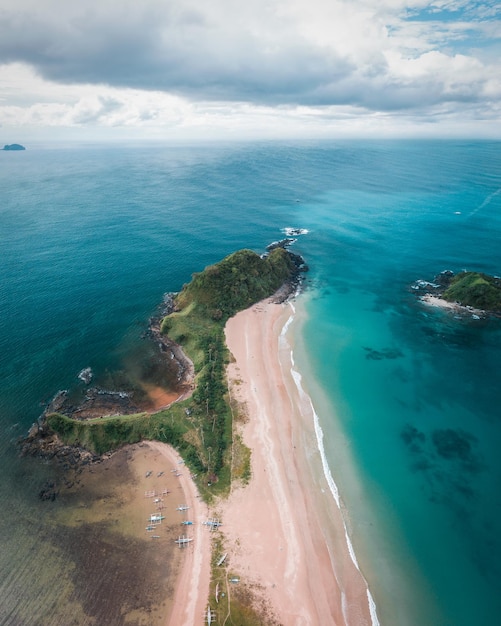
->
[412,270,501,317]
[3,143,26,150]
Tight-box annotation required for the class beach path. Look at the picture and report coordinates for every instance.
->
[223,299,373,625]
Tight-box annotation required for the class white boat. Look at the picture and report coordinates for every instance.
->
[174,535,193,547]
[203,518,222,529]
[206,605,215,625]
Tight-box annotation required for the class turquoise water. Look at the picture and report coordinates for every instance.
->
[1,140,500,624]
[295,141,501,625]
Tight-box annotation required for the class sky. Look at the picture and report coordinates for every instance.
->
[0,0,500,141]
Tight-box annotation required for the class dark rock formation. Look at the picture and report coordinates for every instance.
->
[148,318,194,391]
[78,367,93,384]
[19,412,101,468]
[266,238,296,251]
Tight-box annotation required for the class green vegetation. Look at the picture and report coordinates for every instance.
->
[171,247,297,322]
[442,271,501,311]
[208,535,280,625]
[47,247,300,498]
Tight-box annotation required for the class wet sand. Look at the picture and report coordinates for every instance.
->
[222,298,375,625]
[147,441,211,626]
[51,440,208,625]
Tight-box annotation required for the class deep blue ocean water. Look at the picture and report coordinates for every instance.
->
[1,140,500,625]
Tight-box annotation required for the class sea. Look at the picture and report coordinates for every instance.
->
[1,139,500,625]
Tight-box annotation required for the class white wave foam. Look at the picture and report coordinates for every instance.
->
[368,589,381,626]
[281,311,295,339]
[341,591,349,624]
[345,530,360,569]
[283,310,380,626]
[281,227,309,236]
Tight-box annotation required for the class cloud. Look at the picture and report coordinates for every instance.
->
[0,1,352,104]
[0,0,499,137]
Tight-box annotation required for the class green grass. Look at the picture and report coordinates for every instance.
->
[46,246,301,624]
[208,536,280,626]
[48,247,301,500]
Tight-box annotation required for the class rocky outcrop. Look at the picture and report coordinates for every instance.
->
[411,270,501,319]
[148,318,194,391]
[19,413,101,469]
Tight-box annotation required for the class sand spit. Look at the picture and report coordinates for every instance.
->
[221,298,375,625]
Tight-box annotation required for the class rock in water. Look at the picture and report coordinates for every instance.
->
[78,367,93,384]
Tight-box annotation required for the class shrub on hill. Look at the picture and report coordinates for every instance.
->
[443,272,501,311]
[47,246,303,497]
[174,248,296,321]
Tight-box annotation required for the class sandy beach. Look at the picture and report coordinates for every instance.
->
[54,297,377,625]
[146,441,212,626]
[221,298,376,625]
[48,439,208,625]
[419,293,485,318]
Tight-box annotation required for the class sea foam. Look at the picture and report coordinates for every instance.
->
[283,303,380,626]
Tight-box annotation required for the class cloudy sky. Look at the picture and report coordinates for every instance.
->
[1,0,500,141]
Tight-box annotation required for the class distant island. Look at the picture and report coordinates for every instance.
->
[412,270,501,317]
[3,143,26,150]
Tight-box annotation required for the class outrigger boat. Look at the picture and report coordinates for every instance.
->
[174,535,193,547]
[206,605,215,625]
[203,518,222,529]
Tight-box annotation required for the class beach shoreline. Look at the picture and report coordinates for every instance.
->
[145,441,211,626]
[221,297,377,625]
[419,293,486,318]
[43,440,207,625]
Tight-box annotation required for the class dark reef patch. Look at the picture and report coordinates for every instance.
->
[54,521,173,625]
[432,428,482,473]
[401,423,426,454]
[363,346,403,360]
[400,423,484,517]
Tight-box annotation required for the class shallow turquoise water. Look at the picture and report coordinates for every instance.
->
[295,141,501,625]
[1,140,500,624]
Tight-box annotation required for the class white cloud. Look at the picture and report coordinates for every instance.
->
[0,0,499,138]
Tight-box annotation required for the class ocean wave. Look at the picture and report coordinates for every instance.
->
[284,307,380,626]
[281,227,309,237]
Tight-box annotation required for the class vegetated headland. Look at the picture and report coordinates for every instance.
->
[412,269,501,319]
[21,244,307,500]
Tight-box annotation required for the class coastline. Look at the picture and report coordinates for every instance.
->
[146,441,211,626]
[44,440,206,625]
[419,293,486,318]
[222,297,377,625]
